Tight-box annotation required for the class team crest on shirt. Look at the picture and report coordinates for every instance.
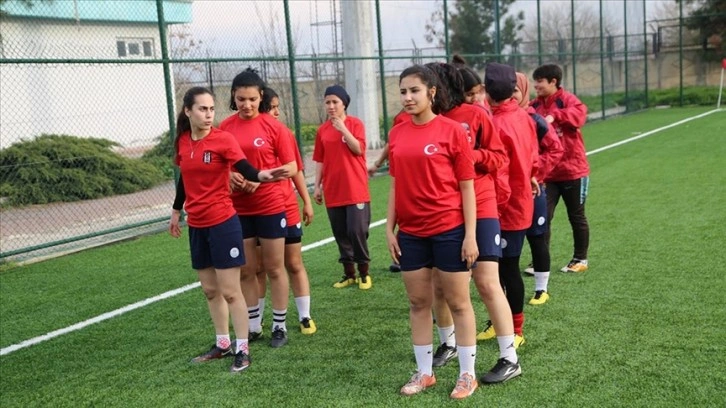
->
[460,123,472,143]
[253,137,266,147]
[203,151,212,164]
[423,144,439,156]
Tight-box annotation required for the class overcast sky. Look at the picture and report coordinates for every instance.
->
[186,0,663,57]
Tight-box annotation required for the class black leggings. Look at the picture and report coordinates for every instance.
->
[526,234,550,272]
[545,178,590,260]
[499,256,524,314]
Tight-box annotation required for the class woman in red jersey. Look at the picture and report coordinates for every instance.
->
[424,62,521,386]
[486,62,540,356]
[220,69,298,348]
[514,73,564,305]
[169,87,284,373]
[387,65,478,400]
[258,87,317,334]
[312,85,372,290]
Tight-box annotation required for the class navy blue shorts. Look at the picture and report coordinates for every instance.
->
[189,215,246,270]
[285,222,303,245]
[501,229,527,258]
[527,186,548,237]
[476,218,502,261]
[238,212,287,240]
[398,225,473,273]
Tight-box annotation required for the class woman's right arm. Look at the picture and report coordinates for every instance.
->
[386,178,400,264]
[313,162,324,205]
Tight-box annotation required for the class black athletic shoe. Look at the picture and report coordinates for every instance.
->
[248,331,263,343]
[191,345,233,363]
[480,358,521,384]
[230,351,251,373]
[270,327,288,348]
[432,343,458,367]
[389,263,401,273]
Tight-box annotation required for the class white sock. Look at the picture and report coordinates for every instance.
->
[248,305,262,333]
[272,308,287,332]
[235,338,249,354]
[413,344,434,376]
[457,345,477,377]
[436,325,456,347]
[497,335,518,364]
[216,334,231,350]
[534,271,550,292]
[258,297,266,318]
[294,296,311,320]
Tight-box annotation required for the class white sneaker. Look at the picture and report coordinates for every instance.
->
[523,263,534,276]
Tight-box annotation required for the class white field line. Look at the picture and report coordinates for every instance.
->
[1,109,720,357]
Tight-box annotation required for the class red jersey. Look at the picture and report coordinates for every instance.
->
[525,107,564,183]
[491,99,539,231]
[392,110,410,127]
[219,113,296,216]
[388,115,475,237]
[531,87,589,182]
[443,104,506,219]
[174,128,246,228]
[312,116,370,208]
[283,133,305,227]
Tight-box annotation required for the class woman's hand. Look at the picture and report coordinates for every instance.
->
[313,185,323,205]
[386,230,402,264]
[531,177,541,197]
[229,172,245,192]
[331,117,348,133]
[461,236,478,269]
[258,167,288,182]
[303,202,314,225]
[169,210,182,238]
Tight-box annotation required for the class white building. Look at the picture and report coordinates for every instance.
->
[0,0,192,149]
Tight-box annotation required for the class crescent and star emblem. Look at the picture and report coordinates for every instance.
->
[253,137,265,147]
[423,144,438,155]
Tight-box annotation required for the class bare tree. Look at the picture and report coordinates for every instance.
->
[521,1,616,62]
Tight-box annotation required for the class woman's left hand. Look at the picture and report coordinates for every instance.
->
[461,236,479,269]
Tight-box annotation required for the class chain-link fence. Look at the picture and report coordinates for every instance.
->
[1,0,722,261]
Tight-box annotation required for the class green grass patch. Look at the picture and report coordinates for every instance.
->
[1,108,724,406]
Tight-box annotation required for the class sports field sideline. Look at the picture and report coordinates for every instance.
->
[1,106,724,406]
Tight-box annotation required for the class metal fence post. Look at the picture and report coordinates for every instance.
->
[600,0,606,118]
[537,0,542,66]
[624,0,629,111]
[155,0,176,153]
[375,0,389,139]
[570,0,577,94]
[443,0,450,59]
[643,0,649,108]
[283,0,303,153]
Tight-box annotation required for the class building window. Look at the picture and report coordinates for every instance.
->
[116,38,154,58]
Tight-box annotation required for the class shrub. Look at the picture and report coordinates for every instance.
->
[141,131,176,179]
[0,134,165,207]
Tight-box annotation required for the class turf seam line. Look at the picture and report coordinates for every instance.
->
[1,109,720,357]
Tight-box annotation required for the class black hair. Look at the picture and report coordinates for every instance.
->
[459,66,482,92]
[399,64,448,114]
[229,67,266,111]
[532,64,563,89]
[431,62,465,109]
[260,86,279,114]
[175,86,213,155]
[451,54,468,67]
